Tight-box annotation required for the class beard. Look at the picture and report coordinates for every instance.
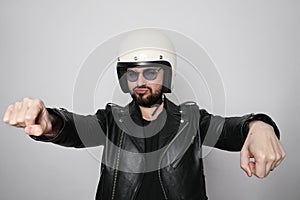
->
[131,85,163,107]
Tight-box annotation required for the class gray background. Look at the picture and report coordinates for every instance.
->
[1,0,299,199]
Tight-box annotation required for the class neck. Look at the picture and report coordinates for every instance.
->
[139,102,164,121]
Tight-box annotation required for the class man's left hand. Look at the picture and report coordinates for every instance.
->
[240,120,286,178]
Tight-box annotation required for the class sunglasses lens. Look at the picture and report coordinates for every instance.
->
[143,69,158,80]
[126,71,138,82]
[126,68,160,82]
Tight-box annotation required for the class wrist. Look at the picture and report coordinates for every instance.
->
[43,109,63,138]
[243,113,280,139]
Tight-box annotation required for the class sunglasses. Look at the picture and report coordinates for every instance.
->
[126,68,162,82]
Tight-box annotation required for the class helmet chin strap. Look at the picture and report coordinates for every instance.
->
[151,95,164,116]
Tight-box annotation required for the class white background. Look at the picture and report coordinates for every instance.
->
[0,0,299,199]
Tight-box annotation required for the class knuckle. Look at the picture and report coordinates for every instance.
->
[3,117,8,123]
[23,97,33,106]
[3,105,14,122]
[16,116,24,123]
[23,97,31,102]
[257,154,267,162]
[282,152,286,159]
[14,101,21,108]
[8,104,14,111]
[24,114,33,121]
[33,99,44,108]
[267,154,276,162]
[275,153,282,161]
[35,98,42,104]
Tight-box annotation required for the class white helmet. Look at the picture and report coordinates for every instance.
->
[116,28,176,93]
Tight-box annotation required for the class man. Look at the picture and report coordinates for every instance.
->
[3,29,285,200]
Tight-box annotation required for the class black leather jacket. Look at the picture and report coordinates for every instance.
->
[32,98,279,200]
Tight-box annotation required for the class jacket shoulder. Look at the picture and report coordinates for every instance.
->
[179,101,199,111]
[102,102,129,117]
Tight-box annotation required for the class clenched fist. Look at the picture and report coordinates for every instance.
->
[240,120,286,178]
[3,97,60,137]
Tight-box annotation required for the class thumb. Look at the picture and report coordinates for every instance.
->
[240,148,252,177]
[24,119,48,136]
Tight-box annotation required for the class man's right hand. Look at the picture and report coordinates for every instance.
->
[3,97,55,136]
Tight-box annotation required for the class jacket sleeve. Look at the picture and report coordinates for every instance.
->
[31,107,108,148]
[199,109,280,151]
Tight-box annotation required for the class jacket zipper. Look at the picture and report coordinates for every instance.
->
[131,173,144,200]
[158,168,168,200]
[171,134,196,168]
[111,131,125,200]
[158,121,189,200]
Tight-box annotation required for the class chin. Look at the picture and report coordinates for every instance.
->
[132,94,162,108]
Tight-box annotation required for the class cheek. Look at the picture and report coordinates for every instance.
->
[148,82,163,93]
[146,73,164,88]
[127,81,135,92]
[153,73,164,87]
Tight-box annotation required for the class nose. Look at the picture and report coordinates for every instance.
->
[136,72,147,86]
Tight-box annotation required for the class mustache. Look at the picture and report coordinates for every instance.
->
[133,85,152,91]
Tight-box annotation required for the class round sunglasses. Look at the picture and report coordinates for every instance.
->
[126,68,162,82]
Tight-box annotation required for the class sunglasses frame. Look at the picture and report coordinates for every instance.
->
[126,67,162,82]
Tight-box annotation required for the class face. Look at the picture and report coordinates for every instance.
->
[127,66,164,107]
